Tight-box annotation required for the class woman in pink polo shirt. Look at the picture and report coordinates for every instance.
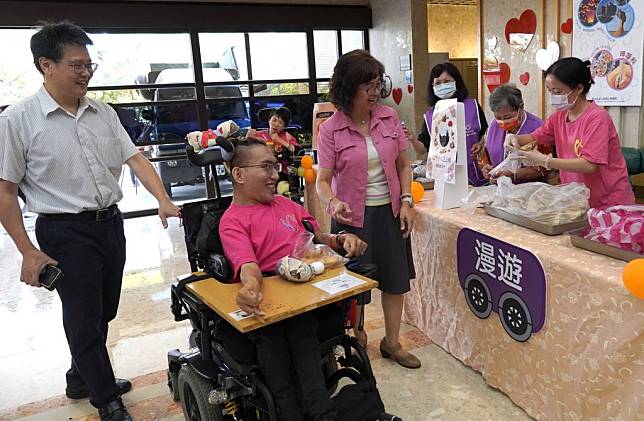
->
[316,50,420,369]
[506,57,634,209]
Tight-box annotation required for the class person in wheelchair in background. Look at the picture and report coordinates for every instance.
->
[219,137,368,421]
[248,107,301,187]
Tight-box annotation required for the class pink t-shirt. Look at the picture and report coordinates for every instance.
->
[531,102,634,209]
[254,130,300,152]
[219,195,319,282]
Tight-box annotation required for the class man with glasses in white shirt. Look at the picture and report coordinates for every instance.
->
[0,21,180,421]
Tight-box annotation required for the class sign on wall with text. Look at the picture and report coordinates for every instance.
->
[456,228,547,342]
[573,0,644,106]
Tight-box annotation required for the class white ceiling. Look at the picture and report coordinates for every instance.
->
[126,0,369,4]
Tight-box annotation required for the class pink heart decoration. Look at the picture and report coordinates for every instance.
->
[519,72,530,85]
[392,88,403,105]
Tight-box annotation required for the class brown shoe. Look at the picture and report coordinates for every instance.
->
[379,338,421,369]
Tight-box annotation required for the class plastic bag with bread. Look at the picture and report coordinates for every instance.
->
[491,177,590,224]
[292,231,348,269]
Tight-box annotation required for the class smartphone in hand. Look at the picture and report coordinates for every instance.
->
[39,264,63,291]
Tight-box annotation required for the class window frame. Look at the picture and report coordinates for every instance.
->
[0,2,369,216]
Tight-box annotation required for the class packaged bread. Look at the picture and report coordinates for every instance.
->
[491,178,590,224]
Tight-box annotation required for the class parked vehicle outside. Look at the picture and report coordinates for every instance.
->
[137,66,250,197]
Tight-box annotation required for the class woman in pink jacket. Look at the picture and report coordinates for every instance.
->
[316,50,420,369]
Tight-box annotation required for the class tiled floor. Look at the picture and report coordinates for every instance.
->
[0,215,531,421]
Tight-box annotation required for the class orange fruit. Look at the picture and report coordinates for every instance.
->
[411,181,425,203]
[622,258,644,299]
[301,155,314,169]
[304,168,316,183]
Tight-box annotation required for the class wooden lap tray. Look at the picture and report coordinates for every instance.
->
[186,267,378,333]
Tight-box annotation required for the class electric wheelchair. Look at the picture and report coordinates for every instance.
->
[167,141,401,421]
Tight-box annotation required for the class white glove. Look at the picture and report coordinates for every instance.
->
[504,134,520,151]
[519,149,551,168]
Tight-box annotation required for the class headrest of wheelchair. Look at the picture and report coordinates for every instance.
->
[257,106,291,124]
[185,127,264,168]
[186,140,231,167]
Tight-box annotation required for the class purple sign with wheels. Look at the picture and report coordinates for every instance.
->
[456,228,547,342]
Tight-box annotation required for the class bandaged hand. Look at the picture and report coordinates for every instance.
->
[504,134,520,151]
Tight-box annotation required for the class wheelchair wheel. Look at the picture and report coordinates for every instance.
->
[322,352,339,395]
[168,368,180,401]
[178,365,222,421]
[189,329,199,349]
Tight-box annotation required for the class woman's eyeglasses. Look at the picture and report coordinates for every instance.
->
[359,80,384,94]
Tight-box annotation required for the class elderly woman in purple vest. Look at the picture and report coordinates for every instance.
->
[477,84,547,183]
[405,62,489,186]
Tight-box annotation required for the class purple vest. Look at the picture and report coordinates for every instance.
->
[486,112,543,167]
[424,99,484,186]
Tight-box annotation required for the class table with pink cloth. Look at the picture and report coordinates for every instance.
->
[403,191,644,420]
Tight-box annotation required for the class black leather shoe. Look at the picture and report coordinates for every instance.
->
[66,378,133,400]
[98,397,132,421]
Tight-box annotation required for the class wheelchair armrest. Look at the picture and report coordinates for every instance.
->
[170,273,212,321]
[206,253,233,283]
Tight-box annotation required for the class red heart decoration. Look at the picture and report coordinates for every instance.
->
[392,88,402,105]
[482,62,511,93]
[519,72,530,85]
[561,18,573,34]
[505,10,537,49]
[407,84,414,94]
[499,63,511,84]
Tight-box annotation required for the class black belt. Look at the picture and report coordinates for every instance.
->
[39,204,120,222]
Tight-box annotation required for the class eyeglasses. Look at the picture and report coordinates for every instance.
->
[66,62,99,74]
[359,80,384,94]
[237,162,282,173]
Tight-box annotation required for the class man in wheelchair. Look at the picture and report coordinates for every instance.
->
[218,138,368,420]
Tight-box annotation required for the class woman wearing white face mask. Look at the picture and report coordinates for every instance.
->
[505,57,634,208]
[405,62,489,186]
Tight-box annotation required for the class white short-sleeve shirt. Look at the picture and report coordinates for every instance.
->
[0,86,139,214]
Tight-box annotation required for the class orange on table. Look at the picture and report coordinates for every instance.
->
[301,155,314,169]
[304,168,317,183]
[411,181,425,203]
[622,258,644,299]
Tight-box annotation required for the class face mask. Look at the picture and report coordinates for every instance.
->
[497,112,521,132]
[433,81,457,99]
[549,90,579,110]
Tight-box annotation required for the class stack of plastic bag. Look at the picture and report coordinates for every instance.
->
[583,205,644,254]
[491,177,590,224]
